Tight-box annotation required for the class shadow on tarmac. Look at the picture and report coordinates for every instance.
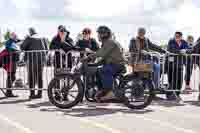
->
[0,99,30,104]
[184,101,200,107]
[0,97,9,100]
[39,106,154,117]
[152,96,185,107]
[26,101,53,108]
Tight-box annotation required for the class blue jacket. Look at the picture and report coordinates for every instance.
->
[167,39,190,66]
[167,39,190,54]
[5,39,20,52]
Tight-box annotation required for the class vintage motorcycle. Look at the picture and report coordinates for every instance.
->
[47,50,155,109]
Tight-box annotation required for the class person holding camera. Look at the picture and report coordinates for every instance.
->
[50,25,74,69]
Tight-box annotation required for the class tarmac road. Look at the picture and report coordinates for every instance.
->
[0,62,200,133]
[0,91,200,133]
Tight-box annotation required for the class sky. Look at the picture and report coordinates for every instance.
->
[0,0,200,48]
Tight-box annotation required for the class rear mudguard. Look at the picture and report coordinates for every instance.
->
[116,73,155,97]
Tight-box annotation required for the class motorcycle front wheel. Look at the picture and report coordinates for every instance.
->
[47,75,84,109]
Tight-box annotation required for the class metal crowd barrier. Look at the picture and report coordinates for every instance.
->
[0,49,200,97]
[0,49,91,94]
[0,50,64,92]
[160,53,200,93]
[126,52,200,95]
[125,52,162,88]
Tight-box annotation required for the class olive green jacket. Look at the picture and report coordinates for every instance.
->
[95,39,125,65]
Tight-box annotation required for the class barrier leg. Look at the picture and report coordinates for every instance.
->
[0,88,6,97]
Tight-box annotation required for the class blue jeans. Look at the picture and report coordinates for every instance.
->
[99,64,122,89]
[153,63,160,89]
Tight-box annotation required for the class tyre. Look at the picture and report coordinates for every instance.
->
[47,75,84,109]
[120,75,154,109]
[85,87,97,102]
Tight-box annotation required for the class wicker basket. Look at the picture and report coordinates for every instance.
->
[132,63,153,72]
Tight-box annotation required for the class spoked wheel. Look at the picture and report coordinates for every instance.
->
[48,75,84,109]
[120,76,155,109]
[85,86,98,102]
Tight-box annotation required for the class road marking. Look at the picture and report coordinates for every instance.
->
[75,118,123,133]
[117,112,197,133]
[56,111,123,133]
[0,113,34,133]
[151,106,200,120]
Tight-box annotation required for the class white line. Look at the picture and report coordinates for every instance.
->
[151,106,200,119]
[135,115,197,133]
[117,112,197,133]
[56,111,123,133]
[0,113,34,133]
[76,118,123,133]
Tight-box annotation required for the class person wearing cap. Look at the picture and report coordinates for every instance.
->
[76,28,99,57]
[50,25,74,69]
[0,32,20,97]
[129,27,166,90]
[21,28,48,99]
[49,26,74,101]
[166,32,190,101]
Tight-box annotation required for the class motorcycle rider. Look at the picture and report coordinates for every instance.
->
[85,26,125,102]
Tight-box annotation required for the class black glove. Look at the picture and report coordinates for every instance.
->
[186,49,193,54]
[81,54,96,62]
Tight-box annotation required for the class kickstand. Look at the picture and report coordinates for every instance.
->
[0,88,6,97]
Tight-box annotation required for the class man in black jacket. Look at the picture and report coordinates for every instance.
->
[50,25,74,69]
[21,28,48,99]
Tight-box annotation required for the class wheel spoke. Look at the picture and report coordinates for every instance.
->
[69,93,76,99]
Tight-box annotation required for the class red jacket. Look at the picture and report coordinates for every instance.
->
[0,49,18,73]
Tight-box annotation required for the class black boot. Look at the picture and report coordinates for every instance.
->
[198,94,200,101]
[29,90,38,99]
[36,90,42,99]
[5,90,18,98]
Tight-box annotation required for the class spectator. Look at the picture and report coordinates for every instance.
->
[50,25,74,69]
[0,32,20,97]
[187,35,194,47]
[129,27,166,89]
[166,31,190,101]
[75,28,99,91]
[185,35,194,92]
[189,37,200,100]
[49,25,74,101]
[76,28,99,57]
[21,28,48,99]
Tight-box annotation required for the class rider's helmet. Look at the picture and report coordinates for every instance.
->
[97,26,112,41]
